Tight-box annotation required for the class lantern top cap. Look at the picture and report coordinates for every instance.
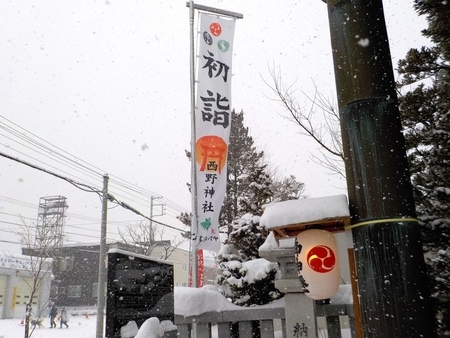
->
[260,194,350,229]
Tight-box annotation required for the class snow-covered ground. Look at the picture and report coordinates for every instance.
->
[1,315,96,338]
[0,316,351,338]
[1,286,354,337]
[0,315,176,338]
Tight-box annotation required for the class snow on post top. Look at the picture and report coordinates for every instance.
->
[260,194,350,229]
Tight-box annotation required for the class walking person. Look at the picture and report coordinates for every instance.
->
[60,307,69,329]
[49,302,58,328]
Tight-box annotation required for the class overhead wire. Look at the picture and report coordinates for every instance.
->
[0,226,104,240]
[0,116,190,219]
[0,197,185,246]
[0,219,137,242]
[0,123,102,187]
[106,193,184,233]
[0,141,99,195]
[0,117,190,246]
[0,134,102,190]
[0,196,157,228]
[1,219,185,250]
[0,199,118,228]
[0,151,101,195]
[1,196,185,235]
[0,116,178,200]
[108,176,189,214]
[0,116,103,177]
[0,151,187,234]
[0,239,22,245]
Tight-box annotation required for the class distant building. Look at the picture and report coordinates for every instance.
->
[0,255,52,319]
[48,241,191,307]
[19,240,217,308]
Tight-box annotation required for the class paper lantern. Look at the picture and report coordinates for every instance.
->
[295,229,340,300]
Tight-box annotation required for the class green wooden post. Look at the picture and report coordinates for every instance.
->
[322,0,436,336]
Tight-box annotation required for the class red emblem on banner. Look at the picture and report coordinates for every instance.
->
[209,22,222,36]
[195,135,228,173]
[307,245,336,273]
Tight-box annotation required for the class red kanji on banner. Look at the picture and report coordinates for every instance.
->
[189,249,205,287]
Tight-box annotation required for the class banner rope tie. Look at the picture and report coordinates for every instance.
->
[344,217,420,230]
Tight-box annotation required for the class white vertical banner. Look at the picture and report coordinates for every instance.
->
[193,13,235,252]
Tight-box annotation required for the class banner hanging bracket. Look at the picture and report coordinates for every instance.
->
[186,2,243,19]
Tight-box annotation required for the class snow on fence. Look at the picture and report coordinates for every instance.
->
[174,287,355,338]
[175,305,285,338]
[174,303,354,338]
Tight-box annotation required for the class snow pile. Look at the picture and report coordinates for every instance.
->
[174,285,243,316]
[134,317,164,338]
[173,284,352,317]
[259,231,280,250]
[260,194,349,229]
[330,284,353,305]
[121,318,177,338]
[223,258,280,289]
[160,320,177,333]
[120,321,139,338]
[233,213,261,227]
[175,285,287,316]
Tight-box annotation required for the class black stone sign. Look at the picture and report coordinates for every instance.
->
[105,249,174,337]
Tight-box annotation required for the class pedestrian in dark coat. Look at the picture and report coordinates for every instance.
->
[49,302,57,328]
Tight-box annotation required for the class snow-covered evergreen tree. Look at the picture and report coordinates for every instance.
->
[271,174,305,202]
[397,0,450,333]
[220,110,265,237]
[216,110,304,307]
[238,163,273,217]
[178,109,305,307]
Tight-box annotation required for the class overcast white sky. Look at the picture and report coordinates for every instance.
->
[0,0,429,254]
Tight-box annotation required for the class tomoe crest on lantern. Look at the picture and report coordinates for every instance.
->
[307,245,336,273]
[296,229,340,300]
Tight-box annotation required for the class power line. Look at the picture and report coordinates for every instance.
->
[0,239,22,245]
[0,115,191,239]
[0,116,103,177]
[0,151,102,194]
[0,226,101,240]
[0,195,140,224]
[0,197,178,231]
[0,195,40,210]
[107,193,185,233]
[0,135,101,186]
[0,116,190,213]
[0,204,184,240]
[0,151,188,234]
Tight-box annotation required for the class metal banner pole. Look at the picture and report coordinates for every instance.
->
[188,0,199,290]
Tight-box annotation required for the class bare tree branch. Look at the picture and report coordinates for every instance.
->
[263,66,345,177]
[14,219,56,338]
[118,221,185,260]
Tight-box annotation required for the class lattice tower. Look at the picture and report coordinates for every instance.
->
[36,196,68,250]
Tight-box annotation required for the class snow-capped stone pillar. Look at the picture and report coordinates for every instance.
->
[259,247,318,338]
[259,195,353,338]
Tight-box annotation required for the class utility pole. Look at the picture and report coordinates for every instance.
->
[96,174,109,338]
[322,0,436,336]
